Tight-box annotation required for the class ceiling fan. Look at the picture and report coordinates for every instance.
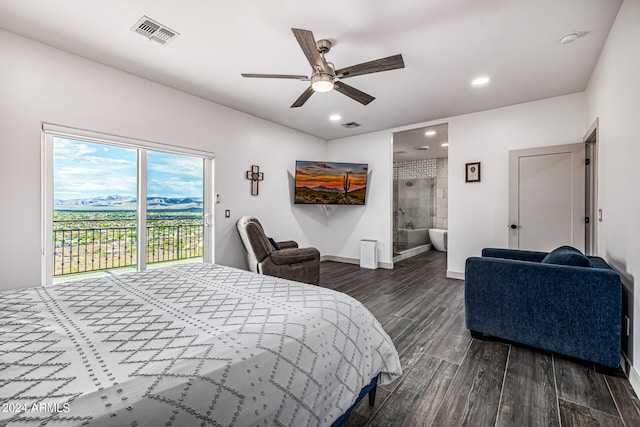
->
[241,28,405,108]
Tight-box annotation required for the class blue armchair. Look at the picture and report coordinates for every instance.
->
[465,247,622,368]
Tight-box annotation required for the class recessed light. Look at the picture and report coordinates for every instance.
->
[441,143,449,147]
[559,32,579,45]
[471,76,490,87]
[329,114,341,121]
[424,130,437,137]
[416,146,430,150]
[394,150,407,154]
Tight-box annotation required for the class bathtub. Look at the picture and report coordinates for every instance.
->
[397,228,430,246]
[428,228,448,252]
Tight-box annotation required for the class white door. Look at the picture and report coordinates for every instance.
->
[509,143,585,252]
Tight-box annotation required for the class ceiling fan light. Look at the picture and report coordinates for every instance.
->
[312,81,334,92]
[311,72,334,92]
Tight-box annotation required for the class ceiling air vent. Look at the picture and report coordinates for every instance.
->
[131,16,179,45]
[341,122,361,129]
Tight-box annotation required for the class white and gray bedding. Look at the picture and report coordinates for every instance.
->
[0,263,401,426]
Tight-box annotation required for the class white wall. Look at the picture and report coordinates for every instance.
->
[325,93,587,273]
[325,132,394,267]
[585,0,640,386]
[0,29,326,290]
[447,93,587,276]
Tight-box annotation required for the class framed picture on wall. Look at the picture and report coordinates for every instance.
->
[466,162,481,182]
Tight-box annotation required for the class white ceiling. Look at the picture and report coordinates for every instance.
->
[394,123,449,162]
[0,0,622,140]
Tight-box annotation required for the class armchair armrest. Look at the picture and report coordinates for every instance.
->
[270,247,320,265]
[481,247,547,263]
[277,240,299,249]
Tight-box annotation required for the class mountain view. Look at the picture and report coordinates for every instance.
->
[52,137,206,277]
[54,195,203,211]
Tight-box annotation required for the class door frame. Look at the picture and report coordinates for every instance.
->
[584,118,599,256]
[508,142,586,251]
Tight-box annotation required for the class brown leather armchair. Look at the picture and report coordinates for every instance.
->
[236,216,320,285]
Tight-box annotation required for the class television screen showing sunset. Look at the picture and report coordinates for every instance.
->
[295,161,368,205]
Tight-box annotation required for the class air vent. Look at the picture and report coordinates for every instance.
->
[341,122,361,129]
[131,16,179,45]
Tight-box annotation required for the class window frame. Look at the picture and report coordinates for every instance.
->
[41,123,215,285]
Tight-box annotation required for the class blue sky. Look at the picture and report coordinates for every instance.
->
[53,138,203,200]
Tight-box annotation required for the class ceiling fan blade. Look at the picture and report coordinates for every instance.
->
[291,86,315,108]
[335,54,405,79]
[291,28,324,71]
[241,73,308,80]
[334,81,375,105]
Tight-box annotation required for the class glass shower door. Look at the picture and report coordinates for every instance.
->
[394,164,435,255]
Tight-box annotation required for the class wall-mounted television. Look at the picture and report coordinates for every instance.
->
[295,161,368,205]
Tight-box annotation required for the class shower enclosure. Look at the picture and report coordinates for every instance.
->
[393,162,436,256]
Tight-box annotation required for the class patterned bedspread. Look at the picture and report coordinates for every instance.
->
[0,263,401,426]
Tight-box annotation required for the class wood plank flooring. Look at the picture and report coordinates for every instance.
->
[320,251,640,427]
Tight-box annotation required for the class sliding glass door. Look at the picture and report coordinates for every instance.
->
[42,126,214,285]
[52,139,139,276]
[146,151,204,267]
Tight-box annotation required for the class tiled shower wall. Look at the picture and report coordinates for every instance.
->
[393,157,448,231]
[394,159,437,179]
[396,177,433,229]
[435,157,448,229]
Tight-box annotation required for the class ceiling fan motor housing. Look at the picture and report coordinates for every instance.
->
[317,39,332,54]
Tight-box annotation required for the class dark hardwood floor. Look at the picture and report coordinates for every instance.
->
[319,251,640,427]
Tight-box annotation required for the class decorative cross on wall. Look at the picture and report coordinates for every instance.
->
[246,165,264,196]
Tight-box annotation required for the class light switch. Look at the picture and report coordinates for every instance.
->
[225,210,230,218]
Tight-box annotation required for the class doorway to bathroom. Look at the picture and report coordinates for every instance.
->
[392,123,448,262]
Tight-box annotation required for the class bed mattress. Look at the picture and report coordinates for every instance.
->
[0,263,401,426]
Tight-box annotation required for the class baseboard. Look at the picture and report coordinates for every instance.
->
[321,255,393,270]
[622,353,640,397]
[447,270,464,280]
[378,261,393,269]
[393,245,431,262]
[629,367,640,397]
[321,255,359,265]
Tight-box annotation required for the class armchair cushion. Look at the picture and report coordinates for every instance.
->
[268,237,281,250]
[246,222,274,261]
[541,245,592,267]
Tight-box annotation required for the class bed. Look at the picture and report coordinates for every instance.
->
[0,263,402,426]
